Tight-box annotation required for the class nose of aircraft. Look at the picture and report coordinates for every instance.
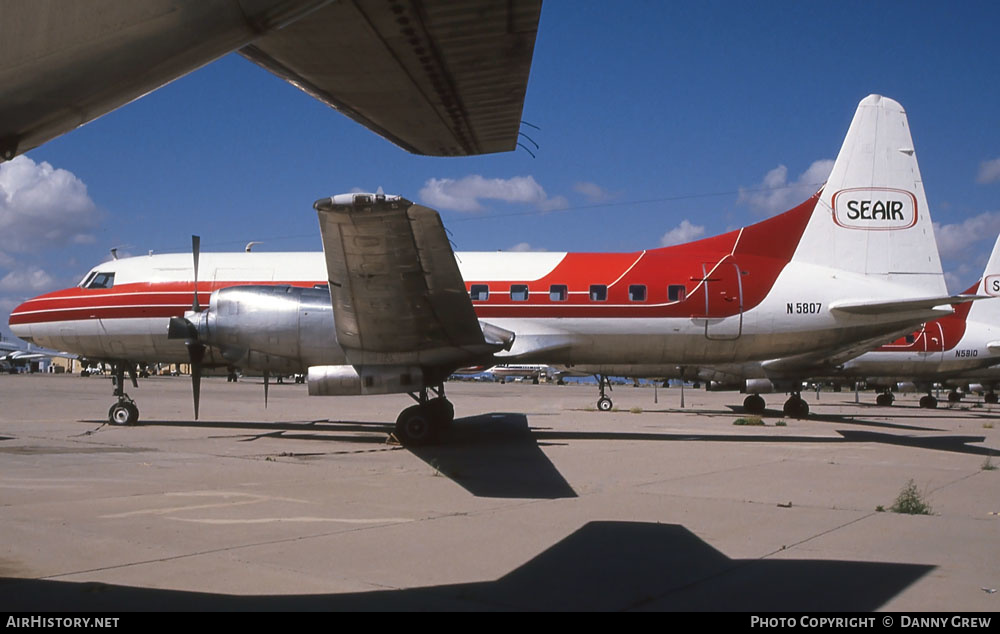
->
[8,287,68,343]
[8,297,35,341]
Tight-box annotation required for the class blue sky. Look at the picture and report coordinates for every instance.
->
[3,1,1000,340]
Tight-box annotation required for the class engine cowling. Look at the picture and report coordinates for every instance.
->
[307,364,425,396]
[744,378,776,394]
[191,285,346,373]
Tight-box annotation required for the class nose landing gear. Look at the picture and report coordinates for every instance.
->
[595,374,614,411]
[108,363,140,425]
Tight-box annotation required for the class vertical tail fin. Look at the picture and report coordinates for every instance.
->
[970,233,1000,321]
[793,95,945,296]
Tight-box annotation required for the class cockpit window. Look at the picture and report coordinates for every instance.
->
[84,272,115,289]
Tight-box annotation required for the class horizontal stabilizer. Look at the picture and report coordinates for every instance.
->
[829,294,981,316]
[759,328,916,377]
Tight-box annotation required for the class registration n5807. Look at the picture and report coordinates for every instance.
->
[787,302,822,314]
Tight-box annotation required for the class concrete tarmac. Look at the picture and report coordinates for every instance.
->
[1,374,997,611]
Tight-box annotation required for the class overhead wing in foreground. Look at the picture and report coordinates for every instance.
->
[0,0,541,160]
[241,0,542,156]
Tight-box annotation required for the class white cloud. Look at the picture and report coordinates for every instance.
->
[932,212,1000,293]
[943,270,965,294]
[738,159,833,216]
[0,156,102,253]
[0,157,102,336]
[933,211,1000,260]
[0,266,55,293]
[573,181,612,203]
[660,219,705,246]
[508,242,546,252]
[977,158,1000,184]
[419,175,565,212]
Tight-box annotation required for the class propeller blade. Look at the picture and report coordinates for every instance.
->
[186,341,205,420]
[264,371,269,409]
[191,235,201,312]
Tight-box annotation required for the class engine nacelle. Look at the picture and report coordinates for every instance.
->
[308,364,425,396]
[744,378,776,394]
[706,380,740,391]
[195,285,345,372]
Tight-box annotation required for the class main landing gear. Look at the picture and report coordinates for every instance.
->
[782,392,809,418]
[394,384,454,446]
[743,394,766,415]
[919,394,938,409]
[108,363,140,425]
[985,391,998,404]
[875,390,895,407]
[595,374,614,411]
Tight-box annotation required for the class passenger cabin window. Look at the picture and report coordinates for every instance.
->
[905,334,916,344]
[510,284,529,301]
[469,284,489,301]
[84,272,115,289]
[668,284,686,302]
[629,284,647,302]
[589,284,607,301]
[549,284,568,301]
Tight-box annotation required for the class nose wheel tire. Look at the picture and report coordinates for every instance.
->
[597,396,613,411]
[108,402,139,426]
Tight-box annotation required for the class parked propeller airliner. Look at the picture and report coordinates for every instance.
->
[833,234,1000,409]
[9,95,970,443]
[671,234,1000,415]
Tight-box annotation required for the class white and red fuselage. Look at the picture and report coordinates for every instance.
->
[7,197,948,374]
[8,95,963,386]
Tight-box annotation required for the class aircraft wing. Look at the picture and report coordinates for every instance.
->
[314,192,511,368]
[241,0,541,156]
[1,346,77,363]
[0,0,541,160]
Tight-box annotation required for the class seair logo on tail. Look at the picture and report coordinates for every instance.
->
[985,275,1000,297]
[831,188,917,230]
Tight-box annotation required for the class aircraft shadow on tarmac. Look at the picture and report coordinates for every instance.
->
[84,406,998,502]
[528,427,994,457]
[1,521,933,611]
[91,413,578,500]
[721,406,944,432]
